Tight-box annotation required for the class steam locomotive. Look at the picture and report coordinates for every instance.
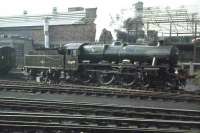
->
[23,42,186,89]
[0,45,16,74]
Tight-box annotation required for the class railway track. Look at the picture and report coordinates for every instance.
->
[0,81,200,103]
[0,121,192,133]
[0,97,200,121]
[0,79,198,95]
[0,97,199,132]
[0,112,199,131]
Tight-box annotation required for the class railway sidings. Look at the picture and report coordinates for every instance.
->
[0,97,199,133]
[0,80,200,103]
[0,80,199,132]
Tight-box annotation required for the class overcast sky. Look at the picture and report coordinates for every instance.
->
[0,0,199,39]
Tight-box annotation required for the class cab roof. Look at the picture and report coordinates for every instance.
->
[64,42,89,49]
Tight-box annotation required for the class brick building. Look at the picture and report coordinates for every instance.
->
[0,7,97,48]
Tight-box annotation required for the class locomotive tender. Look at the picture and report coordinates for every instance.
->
[24,42,185,89]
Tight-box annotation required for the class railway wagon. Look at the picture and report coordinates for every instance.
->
[0,46,16,74]
[24,42,186,89]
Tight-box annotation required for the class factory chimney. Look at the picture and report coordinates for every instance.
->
[134,1,144,31]
[134,1,143,19]
[23,10,28,15]
[52,7,58,15]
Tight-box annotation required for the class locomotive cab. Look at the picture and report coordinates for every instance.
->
[63,42,95,83]
[63,43,87,71]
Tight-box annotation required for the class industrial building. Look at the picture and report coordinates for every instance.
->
[0,7,97,48]
[116,2,200,65]
[142,4,200,63]
[0,7,96,68]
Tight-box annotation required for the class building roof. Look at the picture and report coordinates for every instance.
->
[0,8,97,28]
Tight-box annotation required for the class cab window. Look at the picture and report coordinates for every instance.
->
[72,50,77,56]
[67,50,71,55]
[67,49,77,57]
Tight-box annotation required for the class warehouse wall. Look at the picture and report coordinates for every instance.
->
[49,24,96,46]
[0,23,96,48]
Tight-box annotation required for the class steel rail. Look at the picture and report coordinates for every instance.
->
[0,84,200,103]
[0,112,199,130]
[0,97,199,122]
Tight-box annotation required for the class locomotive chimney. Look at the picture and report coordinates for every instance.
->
[44,17,50,48]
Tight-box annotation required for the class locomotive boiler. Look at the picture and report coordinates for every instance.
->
[24,42,185,89]
[79,42,178,66]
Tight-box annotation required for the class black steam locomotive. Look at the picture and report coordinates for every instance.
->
[23,42,186,89]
